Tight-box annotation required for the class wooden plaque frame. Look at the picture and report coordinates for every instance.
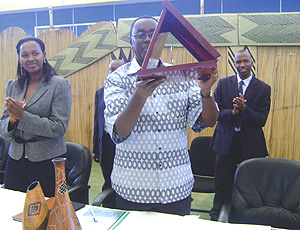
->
[137,0,220,81]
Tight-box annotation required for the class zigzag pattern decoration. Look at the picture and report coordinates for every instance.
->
[45,12,300,77]
[48,21,117,77]
[177,15,237,46]
[239,12,300,45]
[111,47,132,63]
[117,14,238,47]
[118,12,300,47]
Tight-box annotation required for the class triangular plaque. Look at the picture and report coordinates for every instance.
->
[137,0,220,81]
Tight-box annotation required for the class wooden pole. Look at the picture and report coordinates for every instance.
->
[49,6,54,30]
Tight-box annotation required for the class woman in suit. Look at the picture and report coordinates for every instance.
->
[0,37,72,197]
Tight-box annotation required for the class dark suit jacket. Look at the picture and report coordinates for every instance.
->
[92,87,115,166]
[210,75,271,159]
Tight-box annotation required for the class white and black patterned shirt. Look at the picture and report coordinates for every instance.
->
[104,57,206,204]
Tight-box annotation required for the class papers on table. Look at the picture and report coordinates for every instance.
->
[77,206,272,230]
[116,212,272,230]
[76,206,129,230]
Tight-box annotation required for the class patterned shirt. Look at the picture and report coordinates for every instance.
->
[104,57,206,204]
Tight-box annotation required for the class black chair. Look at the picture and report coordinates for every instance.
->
[189,136,216,213]
[0,136,10,184]
[218,158,300,230]
[90,188,115,207]
[65,142,92,204]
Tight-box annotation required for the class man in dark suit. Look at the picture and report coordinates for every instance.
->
[92,59,124,208]
[209,49,271,220]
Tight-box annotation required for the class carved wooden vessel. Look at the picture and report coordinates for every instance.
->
[23,181,49,230]
[47,158,81,230]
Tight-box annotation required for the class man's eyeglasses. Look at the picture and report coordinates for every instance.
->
[132,31,154,39]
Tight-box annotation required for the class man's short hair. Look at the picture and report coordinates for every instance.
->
[130,16,158,37]
[235,49,252,58]
[109,59,124,73]
[110,59,123,65]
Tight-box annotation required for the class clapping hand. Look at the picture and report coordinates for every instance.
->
[4,97,25,124]
[232,93,247,115]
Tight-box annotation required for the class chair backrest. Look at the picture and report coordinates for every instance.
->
[0,136,10,184]
[65,142,92,204]
[189,136,216,177]
[229,158,300,229]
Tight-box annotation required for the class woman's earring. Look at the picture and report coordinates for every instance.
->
[43,59,46,64]
[20,64,25,76]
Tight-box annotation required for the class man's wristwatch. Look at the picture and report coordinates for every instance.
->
[201,89,212,99]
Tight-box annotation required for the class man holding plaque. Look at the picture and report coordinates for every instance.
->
[209,49,271,220]
[104,16,219,215]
